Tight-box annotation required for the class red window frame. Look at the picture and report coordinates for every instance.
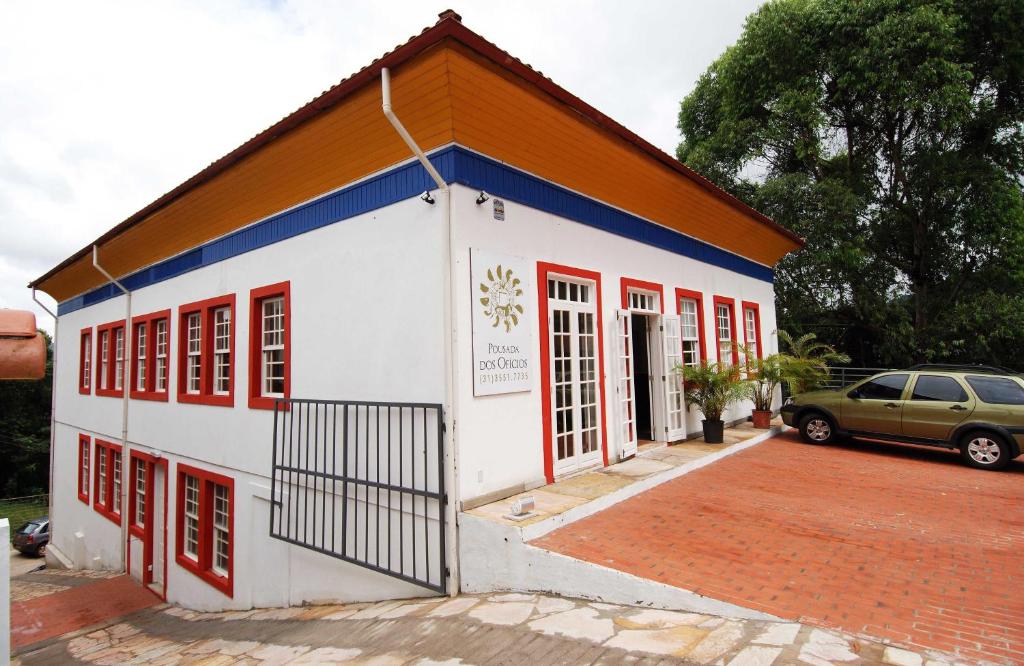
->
[130,310,171,402]
[741,301,763,367]
[93,439,123,525]
[79,328,93,394]
[712,295,740,367]
[675,288,708,363]
[177,294,235,407]
[619,277,664,312]
[537,262,609,484]
[175,463,234,597]
[95,320,126,397]
[248,281,291,410]
[77,434,91,503]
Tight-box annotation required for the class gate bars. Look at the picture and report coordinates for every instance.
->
[269,399,447,593]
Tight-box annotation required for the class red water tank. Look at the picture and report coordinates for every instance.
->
[0,309,46,380]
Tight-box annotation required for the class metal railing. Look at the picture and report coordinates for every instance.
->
[269,399,447,593]
[817,367,892,390]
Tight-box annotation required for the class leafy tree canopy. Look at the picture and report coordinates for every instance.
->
[678,0,1024,367]
[0,330,52,497]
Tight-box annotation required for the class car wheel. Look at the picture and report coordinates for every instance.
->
[798,412,835,445]
[960,431,1011,470]
[35,543,46,558]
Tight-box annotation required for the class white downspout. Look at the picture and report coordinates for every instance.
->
[381,67,460,597]
[32,289,58,545]
[92,245,132,572]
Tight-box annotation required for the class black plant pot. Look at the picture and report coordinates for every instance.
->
[702,419,725,443]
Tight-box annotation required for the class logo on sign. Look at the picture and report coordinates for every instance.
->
[479,264,524,333]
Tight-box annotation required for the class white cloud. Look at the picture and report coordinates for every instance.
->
[0,0,761,334]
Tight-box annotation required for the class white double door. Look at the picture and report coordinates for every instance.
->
[549,301,603,477]
[614,311,686,459]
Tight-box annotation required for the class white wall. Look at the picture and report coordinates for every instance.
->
[449,184,779,505]
[50,194,447,609]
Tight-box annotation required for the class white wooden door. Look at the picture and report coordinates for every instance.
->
[547,277,603,477]
[661,314,686,441]
[615,309,637,459]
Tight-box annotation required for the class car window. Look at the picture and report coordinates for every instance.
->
[911,375,968,402]
[17,522,39,534]
[853,374,909,400]
[966,376,1024,405]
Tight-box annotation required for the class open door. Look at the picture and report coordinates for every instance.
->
[661,315,686,441]
[615,309,637,459]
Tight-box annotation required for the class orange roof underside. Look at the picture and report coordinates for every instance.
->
[33,19,801,304]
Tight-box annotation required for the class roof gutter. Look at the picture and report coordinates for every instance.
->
[32,290,58,541]
[92,245,132,573]
[381,66,460,597]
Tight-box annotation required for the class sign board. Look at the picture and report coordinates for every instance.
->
[471,248,532,396]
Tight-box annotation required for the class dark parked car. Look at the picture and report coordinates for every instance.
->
[13,517,49,557]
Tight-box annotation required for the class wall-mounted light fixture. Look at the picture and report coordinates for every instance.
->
[421,191,436,205]
[476,191,490,205]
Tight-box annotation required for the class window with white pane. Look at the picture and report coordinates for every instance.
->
[112,450,122,514]
[626,289,659,313]
[680,298,701,368]
[136,323,147,391]
[81,332,91,391]
[100,331,110,389]
[261,297,285,397]
[186,313,202,394]
[212,484,230,575]
[155,320,168,392]
[213,307,231,395]
[183,474,200,560]
[114,328,125,390]
[744,307,759,361]
[134,457,146,527]
[716,303,734,366]
[78,436,90,501]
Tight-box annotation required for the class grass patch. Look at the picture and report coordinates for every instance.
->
[0,495,49,541]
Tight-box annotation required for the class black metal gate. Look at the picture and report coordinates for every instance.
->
[269,399,447,593]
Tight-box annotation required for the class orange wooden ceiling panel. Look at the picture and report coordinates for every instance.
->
[445,45,798,265]
[39,47,455,302]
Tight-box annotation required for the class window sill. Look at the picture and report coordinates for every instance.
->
[128,523,145,539]
[177,393,233,407]
[249,395,288,410]
[79,386,91,395]
[93,502,121,526]
[95,388,125,398]
[176,553,232,597]
[130,389,170,402]
[77,492,89,505]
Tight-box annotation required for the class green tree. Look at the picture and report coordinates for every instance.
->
[0,330,52,496]
[678,0,1024,367]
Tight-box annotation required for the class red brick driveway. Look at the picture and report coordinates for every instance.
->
[533,431,1024,664]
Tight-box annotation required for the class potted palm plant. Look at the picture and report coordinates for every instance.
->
[777,330,852,394]
[677,361,748,443]
[747,353,784,428]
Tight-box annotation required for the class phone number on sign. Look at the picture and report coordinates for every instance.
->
[478,371,529,385]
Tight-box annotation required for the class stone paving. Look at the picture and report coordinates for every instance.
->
[534,432,1024,665]
[15,590,954,665]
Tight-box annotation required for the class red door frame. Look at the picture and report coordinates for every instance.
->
[127,450,168,601]
[537,262,610,483]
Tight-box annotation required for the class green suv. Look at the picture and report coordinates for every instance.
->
[781,365,1024,470]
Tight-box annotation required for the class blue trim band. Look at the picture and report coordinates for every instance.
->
[57,146,772,315]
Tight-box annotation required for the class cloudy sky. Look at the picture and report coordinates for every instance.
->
[0,0,762,334]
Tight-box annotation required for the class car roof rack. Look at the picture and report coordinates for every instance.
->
[904,363,1018,375]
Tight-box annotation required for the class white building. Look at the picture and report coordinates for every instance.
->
[31,11,802,611]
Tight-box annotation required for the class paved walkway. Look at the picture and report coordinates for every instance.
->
[11,570,160,651]
[533,431,1024,665]
[15,590,945,665]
